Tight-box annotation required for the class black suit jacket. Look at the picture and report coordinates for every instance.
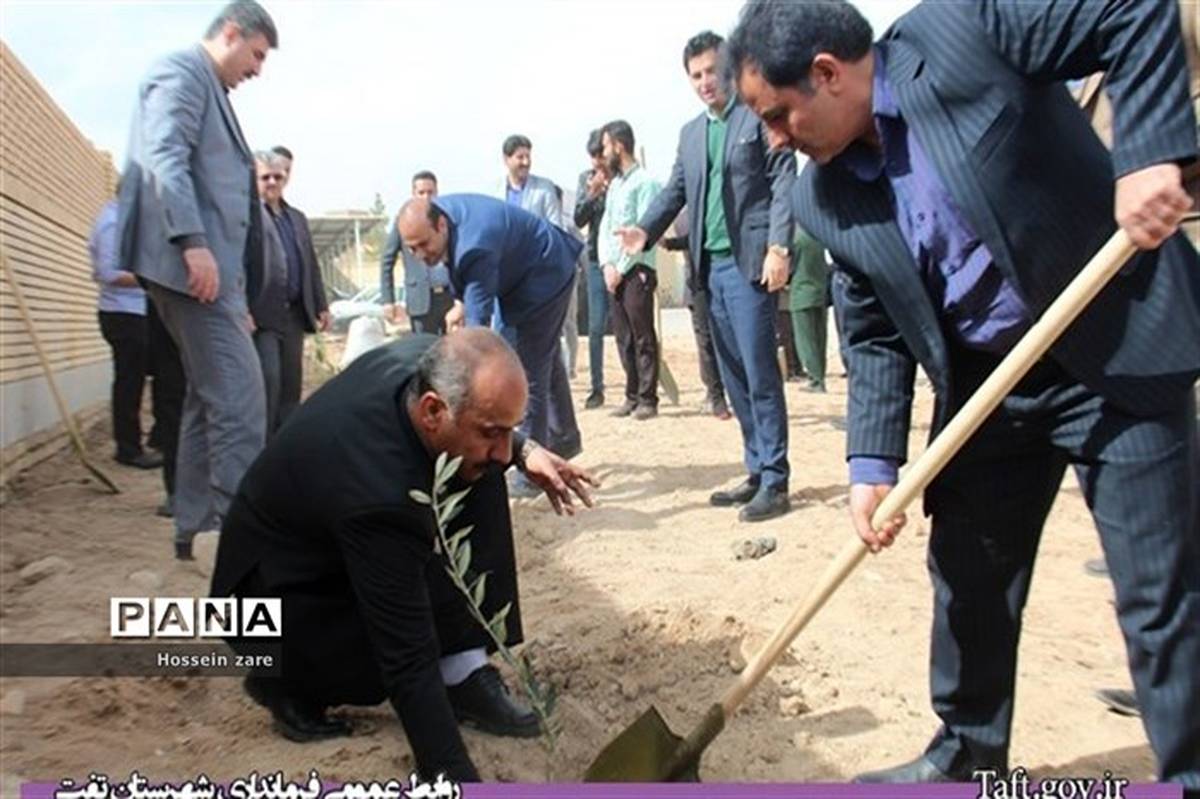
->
[638,101,795,283]
[791,0,1200,466]
[212,335,475,777]
[249,203,288,333]
[279,202,328,332]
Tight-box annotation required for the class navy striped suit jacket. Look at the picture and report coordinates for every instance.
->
[791,0,1200,467]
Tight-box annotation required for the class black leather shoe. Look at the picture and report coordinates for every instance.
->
[584,391,604,409]
[116,451,163,469]
[243,676,351,743]
[446,664,540,738]
[633,404,658,421]
[738,487,790,522]
[710,478,760,507]
[1095,688,1139,717]
[174,541,194,561]
[854,754,985,783]
[610,399,637,418]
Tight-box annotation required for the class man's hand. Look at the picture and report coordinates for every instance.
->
[849,483,907,554]
[317,310,332,333]
[1115,162,1192,250]
[182,246,220,303]
[444,300,465,331]
[603,264,622,294]
[761,248,789,293]
[245,312,256,334]
[614,226,648,257]
[586,170,609,198]
[520,444,599,516]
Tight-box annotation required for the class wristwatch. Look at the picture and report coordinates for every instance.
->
[513,433,540,471]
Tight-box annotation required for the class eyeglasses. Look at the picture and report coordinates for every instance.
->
[259,173,286,183]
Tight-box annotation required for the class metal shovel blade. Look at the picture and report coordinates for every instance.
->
[583,705,700,782]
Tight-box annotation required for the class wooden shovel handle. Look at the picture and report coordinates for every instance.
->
[719,227,1140,718]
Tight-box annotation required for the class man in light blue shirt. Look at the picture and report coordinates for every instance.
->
[89,199,161,471]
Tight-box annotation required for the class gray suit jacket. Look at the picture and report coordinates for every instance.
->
[791,0,1200,466]
[498,174,565,230]
[117,44,255,304]
[380,224,437,317]
[638,102,795,283]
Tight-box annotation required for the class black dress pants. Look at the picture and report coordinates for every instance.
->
[610,265,659,407]
[147,302,186,496]
[98,311,148,458]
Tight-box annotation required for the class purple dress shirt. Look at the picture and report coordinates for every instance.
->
[843,47,1032,485]
[268,204,304,304]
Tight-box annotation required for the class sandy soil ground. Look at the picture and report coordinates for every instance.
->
[0,317,1155,790]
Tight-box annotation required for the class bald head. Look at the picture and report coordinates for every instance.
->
[397,197,432,232]
[408,329,528,482]
[397,197,449,265]
[418,329,526,412]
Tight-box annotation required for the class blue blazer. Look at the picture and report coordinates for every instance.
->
[434,194,581,327]
[638,101,795,283]
[791,0,1200,465]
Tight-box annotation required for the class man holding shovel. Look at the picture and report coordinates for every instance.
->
[727,0,1199,791]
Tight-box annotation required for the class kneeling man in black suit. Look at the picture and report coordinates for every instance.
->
[211,329,595,781]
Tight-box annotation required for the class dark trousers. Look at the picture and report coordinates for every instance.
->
[790,306,828,388]
[231,469,523,702]
[610,265,659,407]
[922,349,1199,790]
[777,310,803,378]
[503,279,580,449]
[98,311,148,458]
[253,328,283,435]
[227,468,518,782]
[689,286,727,408]
[706,256,789,490]
[586,261,609,395]
[278,304,309,430]
[410,289,455,335]
[147,304,185,496]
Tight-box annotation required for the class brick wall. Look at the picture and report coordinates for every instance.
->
[1,40,118,479]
